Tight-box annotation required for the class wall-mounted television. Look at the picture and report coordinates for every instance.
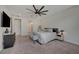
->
[53,28,58,32]
[1,11,10,27]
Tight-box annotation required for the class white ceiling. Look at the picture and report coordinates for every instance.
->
[3,5,74,17]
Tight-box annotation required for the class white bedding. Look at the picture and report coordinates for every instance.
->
[32,32,56,44]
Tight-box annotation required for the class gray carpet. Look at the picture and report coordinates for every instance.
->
[0,36,79,54]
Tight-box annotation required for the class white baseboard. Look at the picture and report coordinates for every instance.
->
[65,40,79,45]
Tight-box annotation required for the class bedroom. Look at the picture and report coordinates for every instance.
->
[0,5,79,54]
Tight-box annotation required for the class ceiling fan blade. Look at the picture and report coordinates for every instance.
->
[33,5,37,12]
[26,8,34,12]
[41,12,46,15]
[37,14,41,16]
[41,10,48,12]
[38,6,45,12]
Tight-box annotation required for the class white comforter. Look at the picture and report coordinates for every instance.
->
[33,32,56,44]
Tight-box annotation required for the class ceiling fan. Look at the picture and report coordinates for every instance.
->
[26,5,48,16]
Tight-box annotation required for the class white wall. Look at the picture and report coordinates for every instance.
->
[12,16,29,36]
[0,6,5,51]
[21,17,28,36]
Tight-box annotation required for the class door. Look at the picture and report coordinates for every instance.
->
[14,19,21,35]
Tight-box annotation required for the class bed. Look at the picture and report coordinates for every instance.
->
[32,31,56,44]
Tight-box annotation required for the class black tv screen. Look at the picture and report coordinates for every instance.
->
[53,28,58,32]
[1,11,10,27]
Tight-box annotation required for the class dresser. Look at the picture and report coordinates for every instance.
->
[3,33,16,49]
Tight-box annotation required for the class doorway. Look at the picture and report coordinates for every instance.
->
[14,19,21,35]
